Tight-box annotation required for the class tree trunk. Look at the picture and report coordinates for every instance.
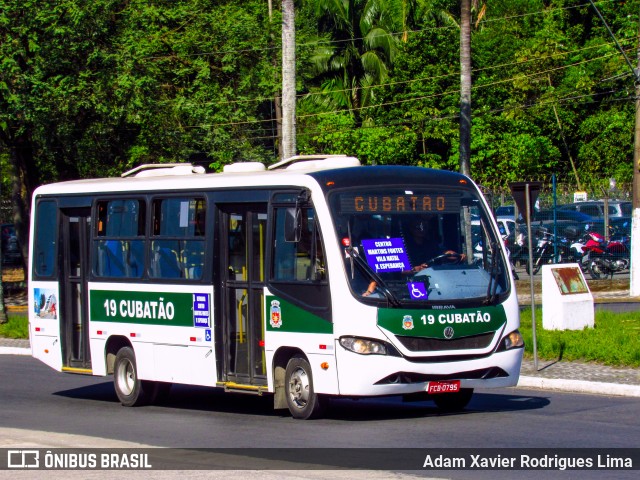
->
[459,0,472,177]
[281,0,296,160]
[8,134,34,274]
[0,226,5,323]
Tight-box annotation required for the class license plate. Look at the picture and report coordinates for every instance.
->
[426,380,461,394]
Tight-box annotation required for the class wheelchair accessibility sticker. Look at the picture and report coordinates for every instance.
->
[408,282,428,300]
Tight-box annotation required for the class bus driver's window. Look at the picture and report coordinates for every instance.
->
[273,207,325,282]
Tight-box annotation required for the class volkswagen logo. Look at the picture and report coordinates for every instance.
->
[443,326,454,339]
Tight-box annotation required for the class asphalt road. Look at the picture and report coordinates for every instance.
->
[1,355,638,479]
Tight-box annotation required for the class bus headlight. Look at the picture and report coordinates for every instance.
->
[502,330,524,350]
[339,336,388,355]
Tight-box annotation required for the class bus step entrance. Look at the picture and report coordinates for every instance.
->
[218,382,269,396]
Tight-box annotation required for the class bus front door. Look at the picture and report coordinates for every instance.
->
[59,208,92,371]
[219,205,267,387]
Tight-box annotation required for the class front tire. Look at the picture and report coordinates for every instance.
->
[285,355,326,419]
[113,346,155,407]
[589,260,605,280]
[525,256,543,275]
[433,388,474,412]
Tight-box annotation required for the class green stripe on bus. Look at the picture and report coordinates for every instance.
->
[265,295,333,334]
[89,290,197,327]
[377,305,507,339]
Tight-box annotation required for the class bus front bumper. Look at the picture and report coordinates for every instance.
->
[335,346,523,397]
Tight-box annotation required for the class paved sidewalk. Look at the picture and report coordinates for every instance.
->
[519,358,640,397]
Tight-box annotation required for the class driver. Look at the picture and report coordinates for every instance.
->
[362,215,465,296]
[403,216,465,273]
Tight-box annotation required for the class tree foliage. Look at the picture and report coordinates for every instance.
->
[0,0,638,240]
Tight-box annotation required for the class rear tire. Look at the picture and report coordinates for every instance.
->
[113,346,155,407]
[433,388,474,412]
[589,260,604,280]
[284,355,326,419]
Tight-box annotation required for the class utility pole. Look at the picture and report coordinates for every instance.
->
[587,1,640,296]
[268,0,283,160]
[459,0,471,177]
[630,20,640,296]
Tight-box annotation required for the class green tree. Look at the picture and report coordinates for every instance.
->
[0,0,127,265]
[303,0,403,122]
[2,0,638,227]
[0,0,282,265]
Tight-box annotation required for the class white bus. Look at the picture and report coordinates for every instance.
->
[28,155,523,419]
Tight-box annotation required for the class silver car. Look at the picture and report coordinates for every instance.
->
[557,200,631,218]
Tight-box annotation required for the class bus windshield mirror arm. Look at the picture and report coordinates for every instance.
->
[484,242,500,305]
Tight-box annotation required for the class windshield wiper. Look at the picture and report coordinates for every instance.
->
[345,246,402,307]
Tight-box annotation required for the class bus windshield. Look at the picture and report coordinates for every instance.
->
[329,187,510,305]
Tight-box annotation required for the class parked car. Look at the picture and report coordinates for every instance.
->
[496,217,516,237]
[495,205,515,217]
[571,217,631,239]
[472,217,516,238]
[558,200,631,218]
[531,209,594,223]
[1,223,23,265]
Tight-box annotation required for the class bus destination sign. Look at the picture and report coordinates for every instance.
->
[340,194,459,214]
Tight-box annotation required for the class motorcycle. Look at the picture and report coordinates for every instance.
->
[567,228,593,272]
[583,231,629,279]
[473,229,520,280]
[568,225,630,279]
[525,227,570,275]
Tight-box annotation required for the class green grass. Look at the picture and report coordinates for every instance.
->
[0,312,28,339]
[519,308,640,368]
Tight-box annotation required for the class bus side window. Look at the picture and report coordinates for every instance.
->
[33,200,58,278]
[97,240,125,277]
[150,197,206,280]
[151,240,182,278]
[94,199,145,279]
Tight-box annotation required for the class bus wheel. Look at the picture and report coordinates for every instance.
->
[433,388,474,412]
[285,355,326,420]
[113,346,154,407]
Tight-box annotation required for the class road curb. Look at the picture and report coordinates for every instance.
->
[0,346,30,356]
[517,375,640,398]
[6,305,28,312]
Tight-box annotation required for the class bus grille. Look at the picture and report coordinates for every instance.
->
[374,367,509,385]
[395,331,495,352]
